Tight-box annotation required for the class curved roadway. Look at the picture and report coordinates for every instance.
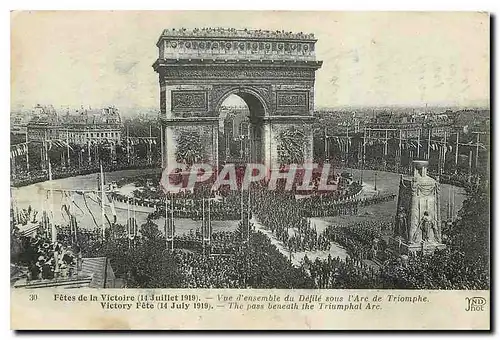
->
[12,168,466,235]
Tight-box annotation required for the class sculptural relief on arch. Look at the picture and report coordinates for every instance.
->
[153,28,323,171]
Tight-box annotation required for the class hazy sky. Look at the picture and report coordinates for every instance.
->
[11,11,489,110]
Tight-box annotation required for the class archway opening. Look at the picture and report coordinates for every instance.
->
[218,92,265,167]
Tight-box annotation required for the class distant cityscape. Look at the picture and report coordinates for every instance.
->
[10,103,491,139]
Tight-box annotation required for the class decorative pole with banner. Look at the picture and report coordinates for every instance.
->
[48,162,59,277]
[417,128,421,159]
[25,131,30,174]
[427,128,432,161]
[398,129,402,173]
[87,139,91,165]
[346,125,350,166]
[66,130,71,167]
[202,197,206,255]
[126,126,131,165]
[165,196,174,251]
[160,125,164,167]
[100,162,106,240]
[148,125,153,165]
[207,197,211,254]
[171,197,174,252]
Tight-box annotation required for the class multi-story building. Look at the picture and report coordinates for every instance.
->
[26,105,123,146]
[10,111,31,136]
[26,104,61,142]
[61,106,122,145]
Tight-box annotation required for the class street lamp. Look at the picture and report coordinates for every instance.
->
[374,171,378,192]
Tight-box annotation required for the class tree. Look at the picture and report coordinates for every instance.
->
[450,185,490,262]
[125,239,181,288]
[140,219,162,241]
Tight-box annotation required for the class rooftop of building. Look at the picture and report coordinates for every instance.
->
[27,106,122,127]
[159,28,316,41]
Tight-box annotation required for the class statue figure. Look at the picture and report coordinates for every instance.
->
[431,219,441,243]
[414,211,433,243]
[394,207,409,241]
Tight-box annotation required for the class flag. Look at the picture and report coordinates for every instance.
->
[441,144,447,155]
[128,217,137,240]
[166,214,174,241]
[60,191,72,222]
[104,193,117,224]
[62,140,73,151]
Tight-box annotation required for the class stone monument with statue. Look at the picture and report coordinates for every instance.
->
[390,160,446,254]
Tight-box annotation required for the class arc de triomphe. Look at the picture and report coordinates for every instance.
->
[153,28,323,172]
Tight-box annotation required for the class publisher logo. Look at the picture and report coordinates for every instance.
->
[465,297,487,312]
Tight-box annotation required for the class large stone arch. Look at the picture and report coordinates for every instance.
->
[153,28,323,171]
[214,87,267,165]
[212,86,269,119]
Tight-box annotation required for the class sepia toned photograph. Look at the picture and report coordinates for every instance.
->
[9,10,490,330]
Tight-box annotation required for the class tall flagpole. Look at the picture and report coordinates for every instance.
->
[468,150,473,182]
[346,126,350,165]
[148,125,152,165]
[247,184,251,242]
[66,129,70,167]
[44,130,49,173]
[451,186,455,220]
[384,129,388,170]
[100,162,105,240]
[455,132,460,166]
[442,131,447,175]
[427,128,431,161]
[127,126,130,165]
[133,198,137,234]
[417,129,421,159]
[48,162,59,276]
[398,129,402,173]
[475,132,480,170]
[208,196,211,249]
[164,197,167,250]
[202,197,205,255]
[361,127,366,184]
[240,185,244,223]
[447,185,451,221]
[171,197,174,252]
[40,140,44,171]
[25,131,30,173]
[324,127,328,162]
[160,125,164,167]
[87,139,91,165]
[127,198,131,249]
